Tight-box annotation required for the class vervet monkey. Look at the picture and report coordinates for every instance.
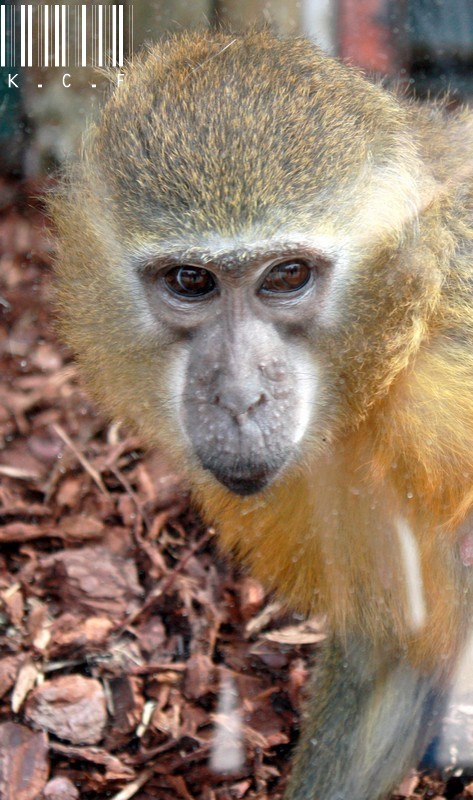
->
[50,31,473,800]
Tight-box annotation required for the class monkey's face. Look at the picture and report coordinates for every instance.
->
[138,248,322,495]
[52,32,441,498]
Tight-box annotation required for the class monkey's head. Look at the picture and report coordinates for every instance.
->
[52,31,443,498]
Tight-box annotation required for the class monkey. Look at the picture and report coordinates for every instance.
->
[49,30,473,800]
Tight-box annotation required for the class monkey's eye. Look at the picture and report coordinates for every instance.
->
[260,260,311,294]
[164,266,216,298]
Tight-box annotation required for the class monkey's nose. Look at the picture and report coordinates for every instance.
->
[212,388,268,423]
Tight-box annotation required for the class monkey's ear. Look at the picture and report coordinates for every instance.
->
[348,157,439,248]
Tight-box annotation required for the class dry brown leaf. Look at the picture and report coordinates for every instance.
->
[42,776,79,800]
[25,674,107,745]
[0,654,24,699]
[37,546,142,619]
[0,722,49,800]
[11,658,40,713]
[49,741,134,779]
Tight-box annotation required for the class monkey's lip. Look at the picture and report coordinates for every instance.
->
[200,453,290,496]
[213,468,276,496]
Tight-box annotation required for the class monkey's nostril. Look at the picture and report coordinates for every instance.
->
[248,393,268,413]
[212,390,268,419]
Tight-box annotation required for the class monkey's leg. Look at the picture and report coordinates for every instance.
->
[285,636,443,800]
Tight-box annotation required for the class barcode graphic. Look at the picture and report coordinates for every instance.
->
[1,4,132,68]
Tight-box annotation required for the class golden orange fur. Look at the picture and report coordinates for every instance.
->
[50,30,473,800]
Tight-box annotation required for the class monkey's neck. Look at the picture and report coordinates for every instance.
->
[193,425,467,669]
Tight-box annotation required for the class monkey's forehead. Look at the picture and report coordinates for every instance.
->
[89,31,414,235]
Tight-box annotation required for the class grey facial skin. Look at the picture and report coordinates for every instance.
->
[184,318,297,494]
[139,244,321,494]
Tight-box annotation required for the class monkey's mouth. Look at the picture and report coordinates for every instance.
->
[198,451,291,496]
[204,462,281,496]
[217,470,273,496]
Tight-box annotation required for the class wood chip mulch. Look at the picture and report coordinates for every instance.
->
[0,183,470,800]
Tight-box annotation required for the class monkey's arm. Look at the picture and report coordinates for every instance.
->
[285,636,442,800]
